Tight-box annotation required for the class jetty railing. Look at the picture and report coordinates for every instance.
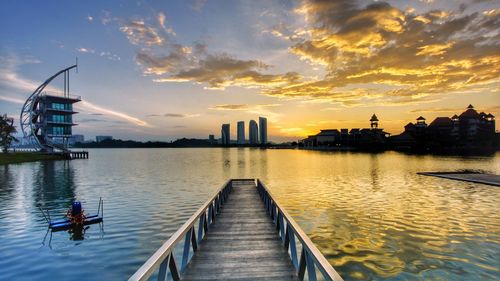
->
[128,180,233,281]
[256,179,344,281]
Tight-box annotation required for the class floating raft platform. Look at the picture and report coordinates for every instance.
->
[129,179,343,281]
[49,215,102,231]
[418,172,500,187]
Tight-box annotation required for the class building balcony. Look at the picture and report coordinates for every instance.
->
[41,93,81,102]
[45,108,78,114]
[46,121,77,126]
[47,134,73,137]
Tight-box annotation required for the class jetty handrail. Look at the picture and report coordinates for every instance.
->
[128,179,233,281]
[256,179,344,281]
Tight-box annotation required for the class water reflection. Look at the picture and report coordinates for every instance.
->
[33,160,76,212]
[0,149,498,281]
[369,153,380,190]
[68,226,88,241]
[0,165,15,201]
[267,151,500,280]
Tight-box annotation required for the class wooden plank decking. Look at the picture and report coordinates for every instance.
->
[418,172,500,186]
[182,180,299,281]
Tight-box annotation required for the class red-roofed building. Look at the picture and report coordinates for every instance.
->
[390,105,496,152]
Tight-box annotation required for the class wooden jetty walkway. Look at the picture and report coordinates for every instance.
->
[129,179,343,281]
[418,172,500,187]
[68,151,89,159]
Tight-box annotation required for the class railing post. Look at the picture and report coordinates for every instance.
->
[157,254,169,281]
[279,212,285,242]
[270,201,274,219]
[299,248,306,280]
[268,196,272,216]
[284,224,290,249]
[208,203,214,224]
[169,254,180,281]
[203,211,209,233]
[198,211,205,244]
[181,227,193,271]
[191,227,198,252]
[215,195,220,213]
[305,249,317,281]
[276,210,281,231]
[288,226,298,270]
[208,203,213,225]
[274,205,277,223]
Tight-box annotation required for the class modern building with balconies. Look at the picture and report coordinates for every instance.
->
[20,64,81,152]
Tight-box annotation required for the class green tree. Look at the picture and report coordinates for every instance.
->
[0,114,18,153]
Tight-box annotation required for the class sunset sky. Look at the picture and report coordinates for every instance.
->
[1,0,499,142]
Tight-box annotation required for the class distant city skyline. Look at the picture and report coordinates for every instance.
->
[218,117,267,144]
[1,1,499,142]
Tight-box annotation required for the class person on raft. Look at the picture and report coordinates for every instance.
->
[66,202,86,225]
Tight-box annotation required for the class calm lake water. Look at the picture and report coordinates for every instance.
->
[0,148,499,281]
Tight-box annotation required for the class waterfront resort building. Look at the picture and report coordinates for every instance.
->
[221,124,230,146]
[259,117,268,145]
[390,105,496,151]
[249,120,259,145]
[237,121,245,144]
[302,114,389,149]
[96,136,113,142]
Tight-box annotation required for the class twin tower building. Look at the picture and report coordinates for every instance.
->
[221,117,267,146]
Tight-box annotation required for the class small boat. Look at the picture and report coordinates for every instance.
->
[44,199,103,232]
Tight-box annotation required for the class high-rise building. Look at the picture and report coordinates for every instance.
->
[96,136,113,142]
[237,121,245,144]
[221,124,230,146]
[69,134,84,145]
[208,134,215,144]
[259,117,268,145]
[249,120,258,145]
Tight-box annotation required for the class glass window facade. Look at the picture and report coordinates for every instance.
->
[50,103,72,111]
[49,115,71,123]
[51,126,71,135]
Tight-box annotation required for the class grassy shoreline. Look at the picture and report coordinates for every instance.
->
[0,152,65,165]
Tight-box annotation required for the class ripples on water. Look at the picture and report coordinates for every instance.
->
[0,149,499,280]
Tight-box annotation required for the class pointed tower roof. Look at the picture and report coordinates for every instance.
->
[459,106,480,118]
[451,114,459,119]
[416,116,426,121]
[370,114,379,122]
